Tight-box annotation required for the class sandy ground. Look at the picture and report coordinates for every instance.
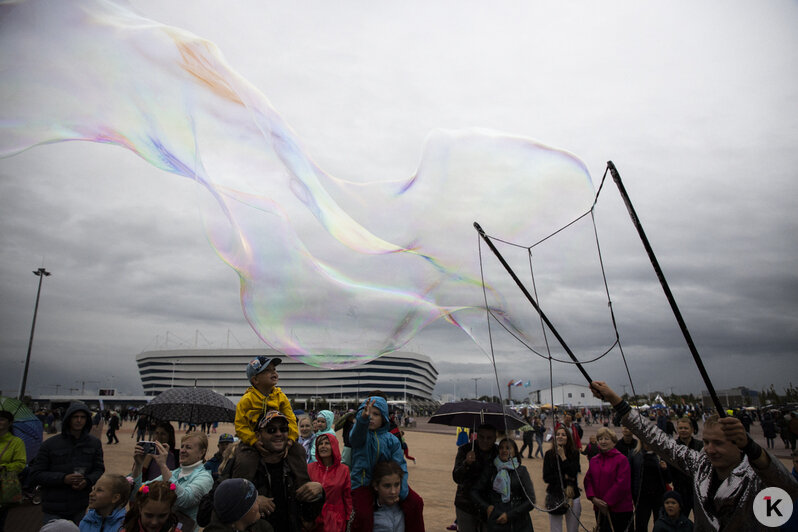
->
[31,418,794,531]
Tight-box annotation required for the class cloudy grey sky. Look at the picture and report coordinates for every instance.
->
[1,0,796,401]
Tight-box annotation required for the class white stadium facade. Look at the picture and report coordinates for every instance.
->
[136,348,439,411]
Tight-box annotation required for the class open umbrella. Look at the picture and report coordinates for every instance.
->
[0,396,42,462]
[140,388,236,425]
[429,400,526,432]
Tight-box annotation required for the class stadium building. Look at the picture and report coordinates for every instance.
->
[136,348,439,411]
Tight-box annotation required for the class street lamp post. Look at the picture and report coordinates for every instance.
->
[471,377,481,399]
[19,267,51,400]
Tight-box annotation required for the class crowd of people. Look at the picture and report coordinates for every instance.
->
[3,366,798,531]
[450,384,798,532]
[1,354,424,532]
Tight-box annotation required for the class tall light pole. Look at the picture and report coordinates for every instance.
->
[471,377,481,399]
[19,267,51,400]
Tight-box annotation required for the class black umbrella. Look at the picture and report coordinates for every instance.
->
[428,400,526,431]
[140,387,236,425]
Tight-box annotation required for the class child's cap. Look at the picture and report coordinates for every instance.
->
[214,478,258,524]
[246,355,281,380]
[218,433,235,444]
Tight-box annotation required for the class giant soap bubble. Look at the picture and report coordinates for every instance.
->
[0,0,600,368]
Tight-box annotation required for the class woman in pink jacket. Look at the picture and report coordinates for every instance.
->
[308,433,353,532]
[583,427,633,532]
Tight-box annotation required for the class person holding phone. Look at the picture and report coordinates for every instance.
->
[131,432,213,531]
[139,422,180,482]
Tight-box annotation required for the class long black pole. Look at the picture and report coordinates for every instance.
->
[473,222,594,385]
[607,161,725,417]
[19,268,50,400]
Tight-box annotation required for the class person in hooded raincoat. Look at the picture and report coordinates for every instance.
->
[349,395,424,532]
[30,402,105,525]
[308,410,336,464]
[308,433,352,531]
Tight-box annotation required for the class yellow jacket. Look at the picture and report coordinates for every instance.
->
[235,385,297,445]
[0,432,27,473]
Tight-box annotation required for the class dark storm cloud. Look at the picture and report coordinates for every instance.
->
[2,0,797,401]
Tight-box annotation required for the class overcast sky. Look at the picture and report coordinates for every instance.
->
[1,0,796,402]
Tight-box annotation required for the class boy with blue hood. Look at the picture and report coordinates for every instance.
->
[30,402,105,525]
[349,394,424,531]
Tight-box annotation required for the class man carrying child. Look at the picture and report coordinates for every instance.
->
[232,355,304,480]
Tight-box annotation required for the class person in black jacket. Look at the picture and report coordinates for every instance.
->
[30,402,105,525]
[519,416,535,459]
[243,411,324,532]
[105,411,120,444]
[470,438,535,531]
[630,442,672,532]
[667,417,703,518]
[452,424,498,532]
[543,427,581,532]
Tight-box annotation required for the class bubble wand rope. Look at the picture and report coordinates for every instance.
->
[473,221,595,388]
[606,161,725,417]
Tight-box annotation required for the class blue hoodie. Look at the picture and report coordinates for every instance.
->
[349,397,408,499]
[79,505,126,532]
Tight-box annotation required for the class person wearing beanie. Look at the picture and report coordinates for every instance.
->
[40,519,80,532]
[652,490,693,532]
[203,479,273,532]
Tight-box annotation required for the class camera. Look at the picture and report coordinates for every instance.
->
[140,441,157,454]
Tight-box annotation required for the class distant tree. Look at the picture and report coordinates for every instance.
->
[785,383,798,403]
[478,395,502,403]
[762,384,782,404]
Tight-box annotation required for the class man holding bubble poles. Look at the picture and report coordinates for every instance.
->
[590,381,798,531]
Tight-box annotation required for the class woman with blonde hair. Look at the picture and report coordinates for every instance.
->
[132,432,213,531]
[583,427,633,532]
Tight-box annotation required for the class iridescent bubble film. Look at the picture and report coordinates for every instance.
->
[0,0,602,368]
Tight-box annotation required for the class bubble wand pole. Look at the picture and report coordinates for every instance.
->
[473,222,594,385]
[606,161,725,417]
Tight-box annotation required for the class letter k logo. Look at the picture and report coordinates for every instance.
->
[764,496,783,517]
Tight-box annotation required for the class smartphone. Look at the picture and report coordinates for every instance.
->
[140,441,157,454]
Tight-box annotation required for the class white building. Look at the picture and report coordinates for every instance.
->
[136,348,439,410]
[528,383,606,408]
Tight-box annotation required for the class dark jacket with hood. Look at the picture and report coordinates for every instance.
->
[651,506,694,532]
[30,402,105,517]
